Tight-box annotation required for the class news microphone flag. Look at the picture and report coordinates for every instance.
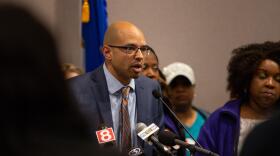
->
[137,123,159,144]
[96,127,116,144]
[136,123,172,155]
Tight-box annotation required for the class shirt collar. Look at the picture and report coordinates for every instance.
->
[103,63,135,94]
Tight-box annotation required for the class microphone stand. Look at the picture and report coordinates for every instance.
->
[175,139,219,156]
[153,91,203,148]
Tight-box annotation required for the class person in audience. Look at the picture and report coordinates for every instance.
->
[62,63,84,79]
[142,47,160,80]
[142,49,186,155]
[0,4,120,156]
[196,41,280,156]
[240,48,280,156]
[163,62,208,156]
[69,21,164,155]
[240,98,280,156]
[142,47,168,96]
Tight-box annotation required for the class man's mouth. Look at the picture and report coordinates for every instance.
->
[131,64,143,73]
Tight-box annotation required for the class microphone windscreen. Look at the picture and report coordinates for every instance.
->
[136,122,147,133]
[158,130,178,146]
[152,90,161,99]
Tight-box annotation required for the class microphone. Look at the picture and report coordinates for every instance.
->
[136,122,173,156]
[158,131,219,156]
[128,147,144,156]
[152,90,202,148]
[152,90,162,99]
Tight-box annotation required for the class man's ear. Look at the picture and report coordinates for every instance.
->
[102,45,112,61]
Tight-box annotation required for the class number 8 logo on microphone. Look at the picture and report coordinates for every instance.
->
[96,127,116,144]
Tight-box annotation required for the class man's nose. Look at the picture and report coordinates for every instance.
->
[135,49,144,60]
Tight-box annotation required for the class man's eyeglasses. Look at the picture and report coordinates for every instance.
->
[108,44,152,54]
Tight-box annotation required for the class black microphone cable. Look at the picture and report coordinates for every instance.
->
[152,90,202,148]
[158,130,219,156]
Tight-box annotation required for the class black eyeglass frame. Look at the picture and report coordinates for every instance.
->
[108,44,152,54]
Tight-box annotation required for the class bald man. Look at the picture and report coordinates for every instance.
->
[69,21,164,155]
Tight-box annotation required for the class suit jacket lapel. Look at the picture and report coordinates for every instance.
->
[135,78,155,151]
[135,79,147,123]
[90,66,114,128]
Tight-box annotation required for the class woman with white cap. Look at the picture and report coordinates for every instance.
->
[163,62,209,156]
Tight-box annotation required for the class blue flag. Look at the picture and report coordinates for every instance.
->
[82,0,108,72]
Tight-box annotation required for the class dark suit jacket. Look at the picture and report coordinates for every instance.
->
[69,66,164,155]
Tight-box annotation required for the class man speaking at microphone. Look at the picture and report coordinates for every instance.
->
[69,21,164,155]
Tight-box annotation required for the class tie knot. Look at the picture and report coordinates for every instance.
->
[121,86,130,99]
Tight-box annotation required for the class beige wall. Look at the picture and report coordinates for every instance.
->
[107,0,280,112]
[55,0,83,69]
[2,0,56,30]
[1,0,83,69]
[2,0,280,112]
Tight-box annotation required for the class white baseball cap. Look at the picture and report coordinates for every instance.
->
[162,62,195,85]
